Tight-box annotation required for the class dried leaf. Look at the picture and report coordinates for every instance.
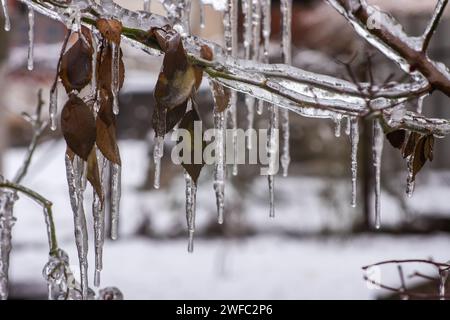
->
[424,134,434,162]
[211,81,230,113]
[61,95,96,161]
[402,132,420,159]
[60,37,93,93]
[87,147,103,200]
[386,129,406,150]
[412,135,427,180]
[200,44,213,61]
[178,108,205,183]
[96,19,123,44]
[154,100,188,134]
[97,44,125,92]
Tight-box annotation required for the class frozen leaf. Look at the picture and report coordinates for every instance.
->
[178,108,205,183]
[156,100,188,134]
[96,18,123,44]
[210,81,230,113]
[424,134,434,162]
[96,91,121,165]
[87,147,103,200]
[402,132,420,159]
[97,44,125,92]
[60,37,93,93]
[412,135,427,181]
[61,95,96,161]
[386,129,406,150]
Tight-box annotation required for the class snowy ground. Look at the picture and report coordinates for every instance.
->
[4,140,450,299]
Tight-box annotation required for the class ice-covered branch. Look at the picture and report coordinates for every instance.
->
[327,0,450,97]
[422,0,448,53]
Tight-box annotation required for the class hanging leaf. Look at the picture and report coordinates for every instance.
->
[96,19,123,45]
[424,134,434,162]
[61,95,96,161]
[211,81,230,113]
[96,90,121,165]
[97,44,125,92]
[87,147,103,200]
[178,108,205,184]
[412,135,427,181]
[402,132,420,159]
[154,100,188,135]
[59,37,93,93]
[386,129,406,150]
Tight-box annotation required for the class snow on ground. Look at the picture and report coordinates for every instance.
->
[4,140,450,299]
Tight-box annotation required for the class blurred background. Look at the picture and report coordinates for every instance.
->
[1,0,450,299]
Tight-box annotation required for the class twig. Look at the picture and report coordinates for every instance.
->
[422,0,449,53]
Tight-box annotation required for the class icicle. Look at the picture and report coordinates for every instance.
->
[211,82,227,224]
[440,268,448,300]
[350,117,359,207]
[345,116,351,136]
[111,42,120,115]
[93,155,107,287]
[27,7,35,71]
[1,0,10,31]
[373,119,384,229]
[280,0,292,176]
[0,189,17,300]
[334,114,342,138]
[143,0,151,11]
[65,155,89,300]
[267,102,279,218]
[49,86,58,131]
[91,30,99,99]
[184,171,197,253]
[416,95,426,114]
[268,175,275,218]
[199,1,205,29]
[406,155,415,198]
[110,163,121,240]
[153,135,165,189]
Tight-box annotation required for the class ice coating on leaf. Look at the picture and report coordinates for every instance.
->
[153,136,164,189]
[65,155,89,300]
[373,119,384,229]
[1,0,10,31]
[350,117,359,207]
[27,6,35,71]
[110,163,121,240]
[184,171,197,253]
[49,86,58,131]
[111,42,120,115]
[280,0,292,177]
[210,81,226,224]
[0,189,17,300]
[91,31,99,99]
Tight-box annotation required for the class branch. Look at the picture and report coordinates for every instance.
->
[17,0,450,138]
[0,181,58,255]
[422,0,449,52]
[13,90,48,184]
[327,0,450,97]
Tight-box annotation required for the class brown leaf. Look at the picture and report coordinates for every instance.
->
[154,100,188,135]
[178,108,205,183]
[200,44,213,61]
[61,95,96,161]
[211,81,230,112]
[424,134,434,162]
[87,147,103,200]
[412,135,427,181]
[386,129,406,150]
[97,44,125,92]
[402,132,420,159]
[96,119,121,166]
[60,37,93,93]
[96,19,123,44]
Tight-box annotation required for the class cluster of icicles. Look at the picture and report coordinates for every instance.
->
[0,0,426,299]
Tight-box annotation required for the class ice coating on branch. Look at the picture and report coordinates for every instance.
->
[280,0,292,177]
[111,42,120,115]
[110,163,121,240]
[350,117,359,207]
[1,0,10,31]
[0,189,17,300]
[27,6,35,71]
[65,155,89,300]
[373,119,384,229]
[49,86,58,131]
[184,171,197,253]
[153,135,164,189]
[210,81,226,224]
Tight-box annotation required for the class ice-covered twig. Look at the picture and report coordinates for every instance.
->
[422,0,448,53]
[13,90,48,184]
